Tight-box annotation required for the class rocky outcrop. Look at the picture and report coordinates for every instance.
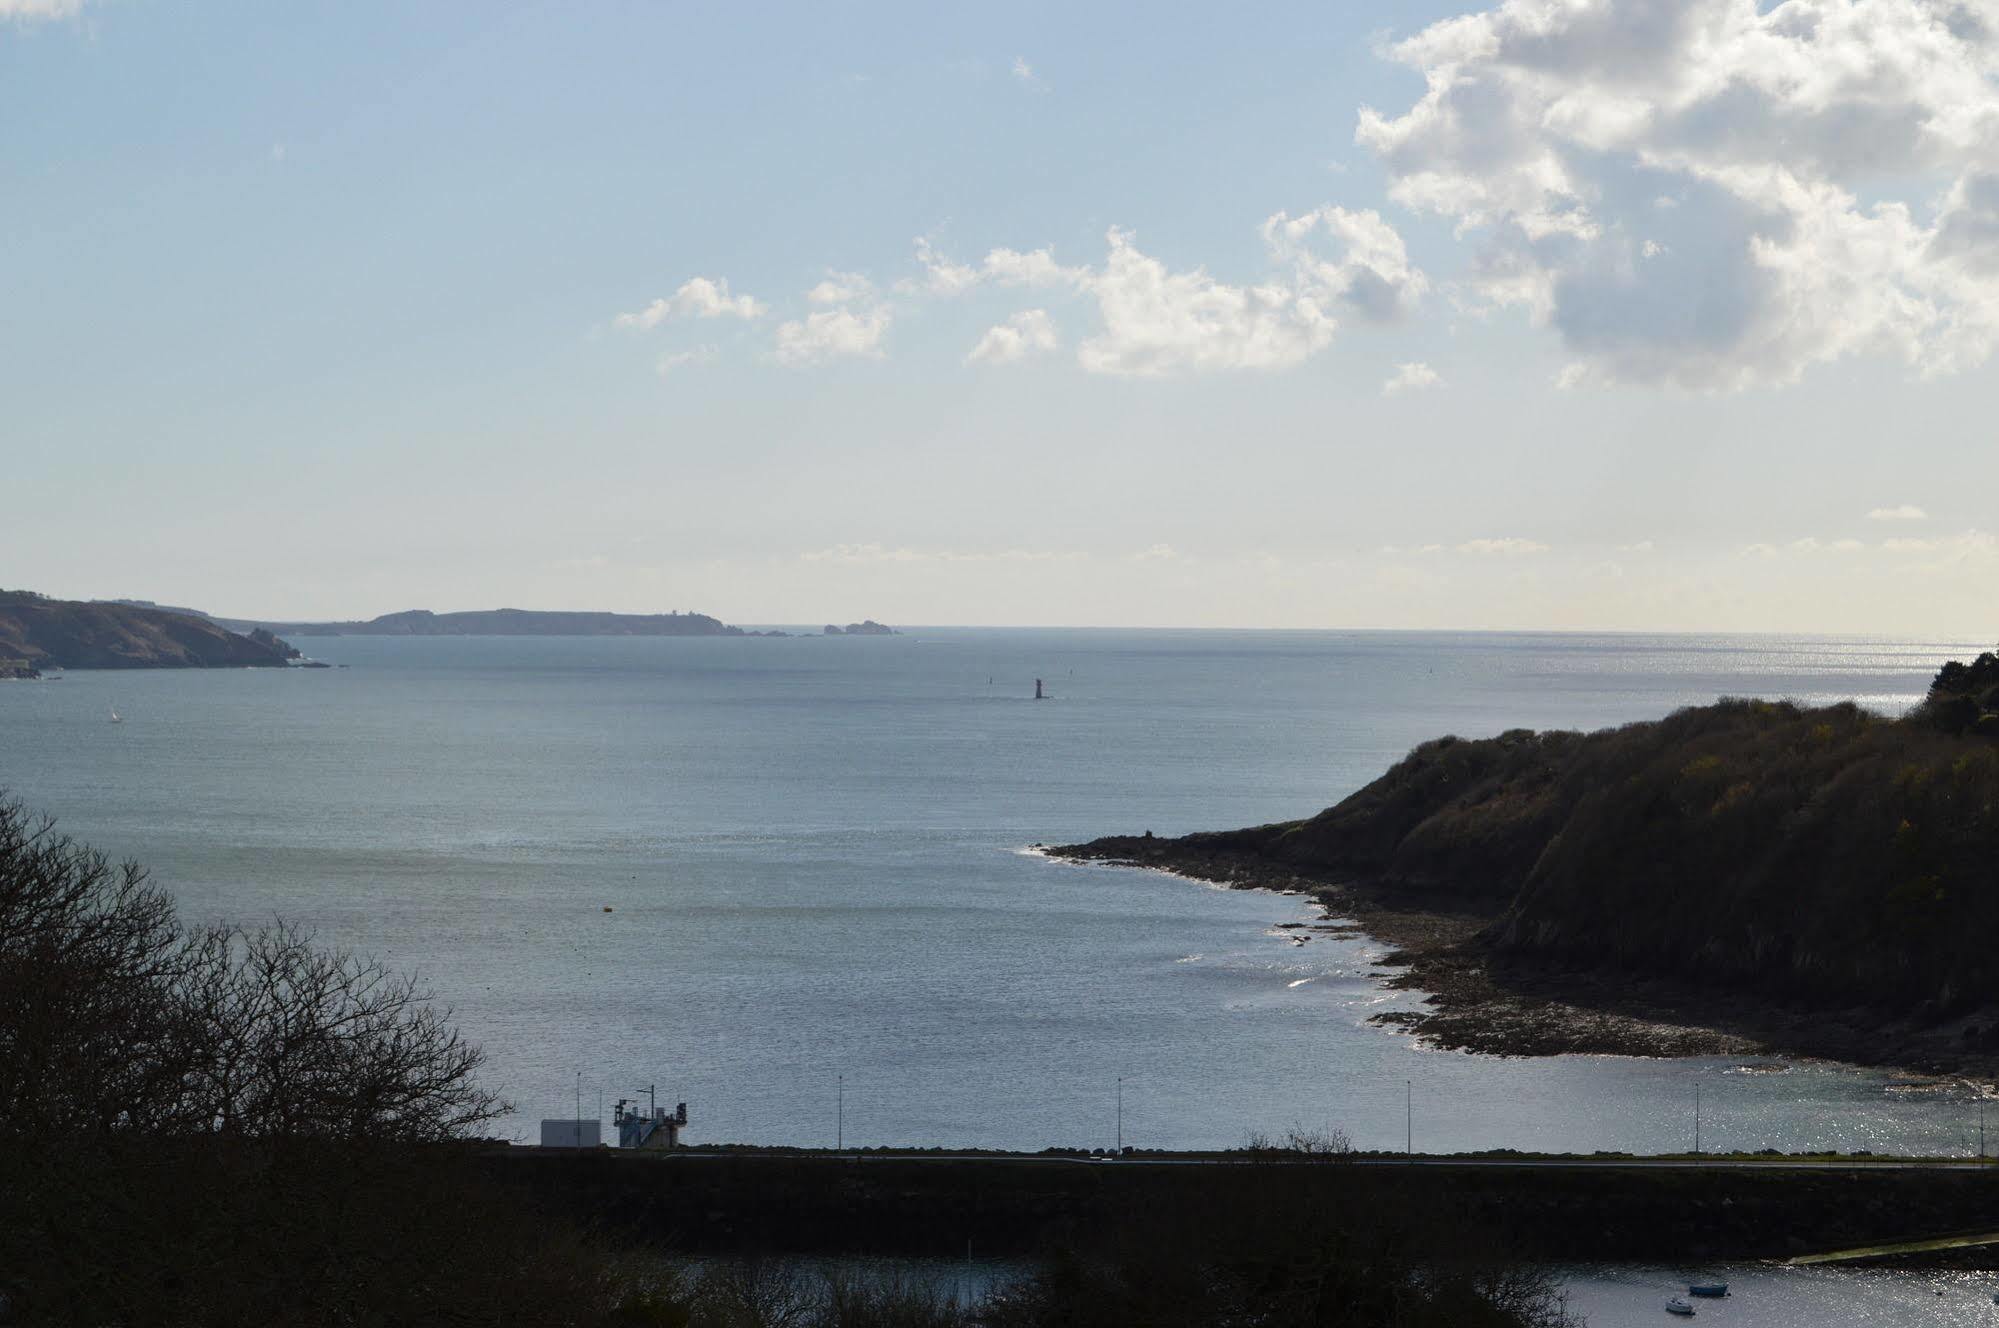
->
[0,591,296,670]
[824,620,897,636]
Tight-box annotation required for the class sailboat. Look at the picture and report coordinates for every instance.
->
[108,707,122,723]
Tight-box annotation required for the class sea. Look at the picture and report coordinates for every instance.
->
[1,629,1991,1162]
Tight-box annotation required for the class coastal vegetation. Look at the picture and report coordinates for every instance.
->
[1059,649,1999,1070]
[0,590,297,673]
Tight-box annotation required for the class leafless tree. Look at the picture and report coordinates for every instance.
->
[0,798,503,1143]
[172,920,502,1141]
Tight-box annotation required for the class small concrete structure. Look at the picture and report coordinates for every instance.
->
[539,1118,601,1148]
[615,1097,689,1150]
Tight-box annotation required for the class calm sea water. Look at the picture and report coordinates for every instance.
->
[1,629,1990,1155]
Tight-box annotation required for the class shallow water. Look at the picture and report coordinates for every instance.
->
[1,628,1989,1151]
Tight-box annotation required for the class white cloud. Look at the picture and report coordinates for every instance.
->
[1456,537,1550,556]
[616,277,766,329]
[776,269,892,365]
[912,210,1424,377]
[1867,504,1930,521]
[807,272,874,305]
[773,305,891,365]
[1259,206,1429,324]
[0,0,86,19]
[1130,543,1180,561]
[656,346,717,375]
[1011,56,1046,90]
[1356,0,1999,389]
[966,309,1059,365]
[1383,361,1442,394]
[1617,539,1656,553]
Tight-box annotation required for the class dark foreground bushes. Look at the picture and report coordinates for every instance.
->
[599,1198,1580,1328]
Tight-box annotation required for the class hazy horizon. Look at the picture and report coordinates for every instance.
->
[27,590,1999,641]
[12,1,1999,635]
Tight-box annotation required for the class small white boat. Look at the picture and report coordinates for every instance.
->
[1687,1282,1727,1298]
[108,708,121,723]
[1665,1297,1696,1317]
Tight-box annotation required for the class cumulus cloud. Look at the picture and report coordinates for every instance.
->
[807,272,875,305]
[966,309,1059,365]
[1867,504,1930,521]
[616,277,765,329]
[656,346,717,375]
[775,270,893,365]
[1357,0,1999,389]
[912,210,1424,376]
[1,0,86,18]
[774,305,891,365]
[1383,361,1443,394]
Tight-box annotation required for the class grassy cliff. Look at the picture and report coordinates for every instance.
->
[1062,651,1999,1055]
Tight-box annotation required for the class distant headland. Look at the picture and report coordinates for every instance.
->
[211,607,784,639]
[1053,647,1999,1076]
[211,608,901,639]
[0,590,299,676]
[1,591,903,671]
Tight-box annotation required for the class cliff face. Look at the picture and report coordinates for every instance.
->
[229,608,747,637]
[0,592,296,670]
[1065,669,1999,1034]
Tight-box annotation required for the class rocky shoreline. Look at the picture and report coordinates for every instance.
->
[1047,835,1995,1078]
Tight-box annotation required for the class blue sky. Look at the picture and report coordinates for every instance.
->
[8,0,1999,631]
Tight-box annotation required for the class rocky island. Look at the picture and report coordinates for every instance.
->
[1055,649,1999,1075]
[0,591,299,674]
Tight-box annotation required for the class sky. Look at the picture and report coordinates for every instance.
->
[7,0,1999,633]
